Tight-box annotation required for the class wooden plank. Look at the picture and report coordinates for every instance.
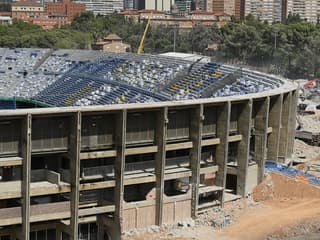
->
[200,165,219,174]
[80,150,117,160]
[198,185,223,194]
[165,141,193,151]
[201,138,220,146]
[80,180,116,191]
[228,134,242,142]
[124,176,156,185]
[125,146,158,155]
[0,157,22,167]
[78,205,115,216]
[165,171,191,180]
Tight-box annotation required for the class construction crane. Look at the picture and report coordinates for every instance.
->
[137,14,152,54]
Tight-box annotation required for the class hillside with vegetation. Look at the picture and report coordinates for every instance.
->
[0,12,319,79]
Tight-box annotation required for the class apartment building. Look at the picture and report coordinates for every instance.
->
[73,0,123,15]
[287,0,320,23]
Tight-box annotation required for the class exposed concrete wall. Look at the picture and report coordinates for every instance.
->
[155,107,167,226]
[267,94,283,161]
[215,102,231,205]
[279,93,292,163]
[253,97,270,183]
[236,100,252,197]
[21,114,32,240]
[190,104,203,218]
[0,89,298,239]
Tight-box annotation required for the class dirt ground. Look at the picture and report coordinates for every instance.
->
[124,172,320,240]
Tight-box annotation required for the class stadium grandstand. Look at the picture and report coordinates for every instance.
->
[0,48,284,109]
[0,48,297,240]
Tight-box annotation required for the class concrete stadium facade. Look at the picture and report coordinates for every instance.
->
[0,81,297,240]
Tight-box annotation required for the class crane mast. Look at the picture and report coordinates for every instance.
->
[137,14,152,54]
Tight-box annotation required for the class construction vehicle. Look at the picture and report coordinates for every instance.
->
[137,14,152,54]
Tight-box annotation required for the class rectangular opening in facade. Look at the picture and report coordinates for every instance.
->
[32,116,69,153]
[124,182,155,202]
[126,111,156,146]
[203,106,217,138]
[167,109,190,142]
[0,119,21,157]
[81,114,115,151]
[80,157,115,181]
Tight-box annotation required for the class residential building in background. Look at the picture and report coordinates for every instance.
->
[74,0,123,15]
[11,1,45,20]
[244,0,286,22]
[210,0,236,16]
[287,0,320,23]
[11,0,85,29]
[47,0,85,22]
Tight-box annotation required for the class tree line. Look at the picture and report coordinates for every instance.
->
[0,12,319,79]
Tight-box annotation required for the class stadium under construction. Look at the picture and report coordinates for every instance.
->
[0,48,297,240]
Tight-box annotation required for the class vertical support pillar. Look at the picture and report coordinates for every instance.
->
[114,109,126,239]
[190,104,203,218]
[236,100,252,197]
[155,107,167,226]
[55,226,62,240]
[267,94,283,161]
[286,90,298,159]
[69,111,81,240]
[215,102,230,206]
[278,93,292,163]
[21,114,32,240]
[254,97,270,183]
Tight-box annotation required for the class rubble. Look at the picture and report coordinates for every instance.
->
[294,139,320,161]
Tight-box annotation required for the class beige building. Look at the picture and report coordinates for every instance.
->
[92,34,131,53]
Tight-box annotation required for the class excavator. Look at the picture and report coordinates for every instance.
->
[137,14,152,54]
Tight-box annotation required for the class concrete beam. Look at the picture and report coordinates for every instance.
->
[155,107,167,226]
[267,94,283,161]
[69,111,81,240]
[190,104,203,218]
[114,109,126,239]
[253,98,270,183]
[236,100,252,197]
[286,90,298,159]
[21,114,32,240]
[215,102,230,206]
[278,93,292,163]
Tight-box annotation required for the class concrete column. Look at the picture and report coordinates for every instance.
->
[155,107,167,226]
[215,102,230,206]
[278,93,292,163]
[114,110,127,239]
[55,227,62,240]
[286,90,298,159]
[21,114,32,240]
[69,111,81,239]
[253,97,270,183]
[190,104,203,218]
[236,100,252,197]
[267,94,283,161]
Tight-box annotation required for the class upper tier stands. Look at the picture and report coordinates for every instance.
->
[0,48,284,108]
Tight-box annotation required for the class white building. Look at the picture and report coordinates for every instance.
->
[74,0,123,15]
[288,0,320,23]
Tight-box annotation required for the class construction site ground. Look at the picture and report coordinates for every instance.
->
[123,140,320,240]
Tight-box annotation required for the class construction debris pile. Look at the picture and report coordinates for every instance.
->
[296,78,320,146]
[253,172,320,201]
[294,139,320,160]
